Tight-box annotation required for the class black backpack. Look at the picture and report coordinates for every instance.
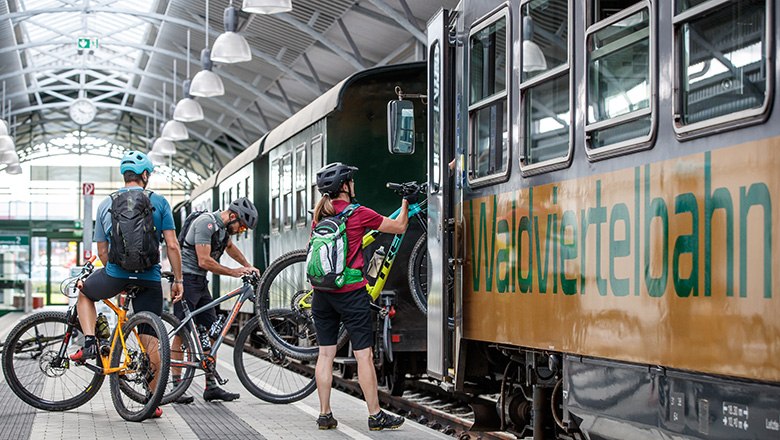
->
[178,210,229,261]
[107,189,160,273]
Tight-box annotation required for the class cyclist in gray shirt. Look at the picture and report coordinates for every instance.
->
[173,197,260,404]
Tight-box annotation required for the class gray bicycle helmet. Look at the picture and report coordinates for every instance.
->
[229,197,258,230]
[316,162,358,197]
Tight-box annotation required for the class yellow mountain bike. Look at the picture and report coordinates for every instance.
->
[1,256,170,422]
[254,181,427,365]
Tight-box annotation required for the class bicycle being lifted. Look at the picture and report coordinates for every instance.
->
[1,256,170,422]
[253,181,428,396]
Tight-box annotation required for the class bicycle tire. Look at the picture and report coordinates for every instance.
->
[2,311,104,411]
[233,314,317,404]
[255,249,349,362]
[109,311,170,422]
[408,234,429,315]
[160,312,197,405]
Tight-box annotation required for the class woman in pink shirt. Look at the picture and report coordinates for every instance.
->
[311,162,410,431]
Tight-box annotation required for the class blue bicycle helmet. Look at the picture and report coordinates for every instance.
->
[120,151,155,175]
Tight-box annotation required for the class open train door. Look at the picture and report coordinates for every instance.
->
[425,8,456,381]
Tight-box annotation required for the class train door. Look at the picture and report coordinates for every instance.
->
[425,8,456,381]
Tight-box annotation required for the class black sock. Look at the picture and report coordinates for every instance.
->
[84,335,96,348]
[172,374,181,384]
[205,373,217,389]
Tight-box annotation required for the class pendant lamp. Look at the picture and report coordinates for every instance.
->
[6,163,22,174]
[174,81,204,122]
[190,49,225,97]
[174,32,204,122]
[0,120,7,137]
[152,136,177,156]
[0,150,19,165]
[147,150,167,165]
[242,0,292,14]
[211,5,252,64]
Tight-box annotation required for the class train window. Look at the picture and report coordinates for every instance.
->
[520,0,571,174]
[467,9,510,184]
[282,153,293,229]
[673,0,769,136]
[271,159,280,232]
[295,144,306,225]
[309,135,323,211]
[585,2,655,158]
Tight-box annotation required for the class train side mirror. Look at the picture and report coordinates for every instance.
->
[387,100,415,154]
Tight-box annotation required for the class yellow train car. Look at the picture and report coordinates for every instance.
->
[388,0,780,438]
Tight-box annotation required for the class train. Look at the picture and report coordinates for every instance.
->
[173,62,429,393]
[176,0,780,438]
[383,0,778,439]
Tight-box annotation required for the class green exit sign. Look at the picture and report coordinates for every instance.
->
[77,37,99,50]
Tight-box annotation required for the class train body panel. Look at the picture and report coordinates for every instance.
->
[412,0,780,438]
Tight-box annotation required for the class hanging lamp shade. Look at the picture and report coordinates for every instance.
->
[522,17,547,73]
[5,163,21,174]
[0,120,8,136]
[0,136,14,152]
[211,7,252,64]
[190,49,225,97]
[147,150,167,165]
[152,137,177,155]
[161,120,189,141]
[242,0,292,14]
[174,80,204,122]
[0,150,18,164]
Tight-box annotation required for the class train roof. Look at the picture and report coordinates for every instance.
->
[189,171,219,201]
[215,133,267,186]
[261,62,425,156]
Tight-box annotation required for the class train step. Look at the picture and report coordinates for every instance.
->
[333,357,358,366]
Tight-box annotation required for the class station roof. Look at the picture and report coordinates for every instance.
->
[0,0,455,188]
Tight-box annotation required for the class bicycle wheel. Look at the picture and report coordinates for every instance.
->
[159,312,197,405]
[2,311,104,411]
[255,249,348,361]
[408,234,429,314]
[109,311,170,422]
[234,314,317,404]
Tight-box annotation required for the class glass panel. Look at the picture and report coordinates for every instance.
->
[521,0,568,81]
[587,8,650,124]
[525,74,570,164]
[282,154,292,228]
[677,0,709,14]
[430,42,442,192]
[270,159,280,196]
[470,99,508,179]
[679,0,766,124]
[310,136,323,210]
[469,16,507,104]
[589,115,652,149]
[295,147,306,190]
[271,197,280,231]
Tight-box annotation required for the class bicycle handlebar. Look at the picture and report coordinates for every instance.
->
[386,181,426,197]
[161,270,260,286]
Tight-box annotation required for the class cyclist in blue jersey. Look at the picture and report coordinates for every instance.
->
[70,151,183,417]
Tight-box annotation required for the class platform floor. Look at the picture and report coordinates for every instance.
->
[0,310,452,440]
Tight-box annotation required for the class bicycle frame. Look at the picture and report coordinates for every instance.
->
[56,295,143,375]
[170,282,255,367]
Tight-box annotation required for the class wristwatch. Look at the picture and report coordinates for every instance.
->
[174,279,184,284]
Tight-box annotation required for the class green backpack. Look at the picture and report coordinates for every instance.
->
[306,204,364,291]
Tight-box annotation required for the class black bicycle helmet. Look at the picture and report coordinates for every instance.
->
[229,197,258,230]
[316,162,358,197]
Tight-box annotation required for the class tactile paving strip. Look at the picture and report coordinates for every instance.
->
[174,400,267,440]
